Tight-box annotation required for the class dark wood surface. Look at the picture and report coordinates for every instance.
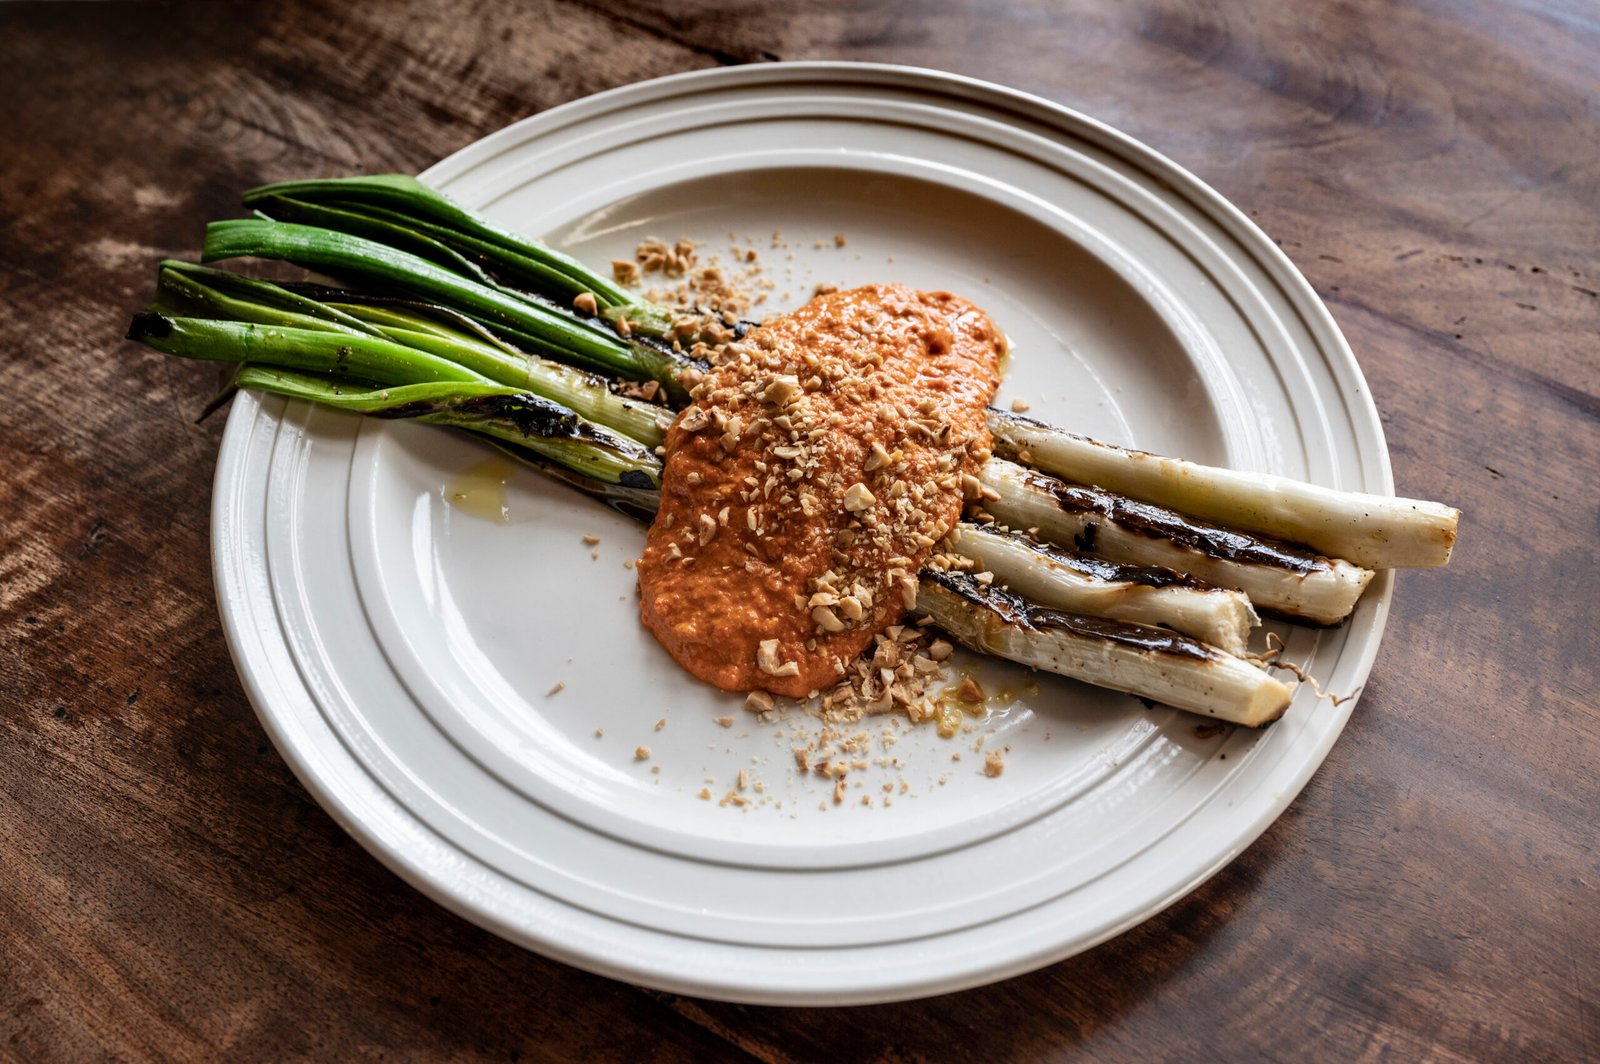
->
[3,1,1596,1059]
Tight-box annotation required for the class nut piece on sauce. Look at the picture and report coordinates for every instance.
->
[636,284,1005,697]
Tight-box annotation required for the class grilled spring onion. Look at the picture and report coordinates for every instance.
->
[136,259,1369,626]
[127,268,1292,723]
[128,313,660,490]
[231,177,1457,574]
[917,570,1293,727]
[979,459,1374,625]
[131,262,1335,633]
[201,219,700,402]
[234,368,660,488]
[988,408,1459,569]
[151,262,667,447]
[946,525,1260,656]
[242,174,680,339]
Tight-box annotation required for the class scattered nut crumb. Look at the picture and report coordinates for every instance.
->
[984,750,1005,777]
[1010,398,1031,413]
[546,681,565,696]
[634,745,651,761]
[655,718,667,731]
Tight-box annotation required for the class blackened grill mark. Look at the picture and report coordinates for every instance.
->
[987,527,1211,590]
[372,400,436,420]
[126,311,174,341]
[925,570,1218,662]
[618,469,657,490]
[1024,471,1328,574]
[631,331,710,375]
[1029,605,1216,660]
[925,569,1029,626]
[374,392,654,462]
[1074,522,1098,555]
[452,393,580,437]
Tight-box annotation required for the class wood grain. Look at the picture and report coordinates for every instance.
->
[1,1,1595,1060]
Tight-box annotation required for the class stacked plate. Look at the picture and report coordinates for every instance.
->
[214,63,1390,1004]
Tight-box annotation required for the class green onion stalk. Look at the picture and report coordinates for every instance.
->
[127,265,664,513]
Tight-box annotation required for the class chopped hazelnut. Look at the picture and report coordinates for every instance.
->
[843,482,876,511]
[812,605,846,633]
[762,375,801,405]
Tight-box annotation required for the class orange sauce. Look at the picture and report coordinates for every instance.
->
[636,285,1004,695]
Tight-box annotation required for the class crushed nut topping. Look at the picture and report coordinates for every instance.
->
[634,271,1003,703]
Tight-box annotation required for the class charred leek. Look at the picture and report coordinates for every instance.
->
[979,459,1374,625]
[988,409,1459,569]
[916,571,1293,726]
[126,261,1294,724]
[946,525,1259,655]
[229,175,1458,578]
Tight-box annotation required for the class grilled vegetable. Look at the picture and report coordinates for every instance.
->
[227,175,1458,574]
[121,262,1328,717]
[128,312,660,492]
[148,263,666,446]
[978,459,1374,625]
[243,174,680,339]
[946,525,1259,655]
[915,570,1293,727]
[233,368,660,489]
[988,408,1459,569]
[123,173,1464,726]
[202,219,699,401]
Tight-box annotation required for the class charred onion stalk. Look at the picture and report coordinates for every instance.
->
[916,571,1293,727]
[147,262,667,447]
[127,267,1291,723]
[979,460,1373,625]
[202,218,700,403]
[235,177,1456,575]
[240,174,681,339]
[231,368,661,489]
[946,526,1259,655]
[129,266,1272,650]
[987,409,1459,569]
[125,173,1461,724]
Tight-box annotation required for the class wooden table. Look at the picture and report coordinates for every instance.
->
[3,2,1595,1059]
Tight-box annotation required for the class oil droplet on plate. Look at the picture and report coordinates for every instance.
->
[444,456,519,523]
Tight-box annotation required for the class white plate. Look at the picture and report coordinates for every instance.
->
[213,63,1392,1004]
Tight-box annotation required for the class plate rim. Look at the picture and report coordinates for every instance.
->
[211,61,1394,1004]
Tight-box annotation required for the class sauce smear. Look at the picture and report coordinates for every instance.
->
[637,284,1005,696]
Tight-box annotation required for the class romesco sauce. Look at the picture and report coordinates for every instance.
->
[636,284,1004,697]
